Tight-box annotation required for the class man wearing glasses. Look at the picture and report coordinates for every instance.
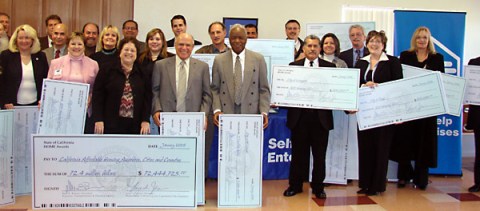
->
[121,20,145,53]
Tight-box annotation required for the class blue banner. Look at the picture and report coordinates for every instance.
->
[394,10,466,175]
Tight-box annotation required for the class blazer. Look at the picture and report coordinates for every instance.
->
[39,36,50,50]
[211,49,271,114]
[43,46,67,65]
[400,51,444,73]
[47,54,99,91]
[167,38,202,47]
[0,50,49,107]
[293,37,304,60]
[286,58,335,131]
[357,53,403,85]
[339,47,370,68]
[467,57,480,130]
[92,62,151,131]
[151,56,212,115]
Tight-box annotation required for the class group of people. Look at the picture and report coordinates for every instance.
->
[0,11,479,202]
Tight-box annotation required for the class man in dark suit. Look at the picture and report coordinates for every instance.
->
[211,24,270,128]
[120,20,146,54]
[283,34,336,199]
[166,15,202,47]
[338,24,369,68]
[468,57,480,192]
[152,32,212,123]
[285,19,304,60]
[39,14,62,50]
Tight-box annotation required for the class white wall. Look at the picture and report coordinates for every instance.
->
[134,0,480,63]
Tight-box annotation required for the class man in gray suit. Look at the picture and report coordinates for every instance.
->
[211,24,270,128]
[152,32,212,124]
[42,23,68,65]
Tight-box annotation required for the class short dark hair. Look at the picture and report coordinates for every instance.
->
[118,37,138,53]
[122,20,138,29]
[245,24,257,32]
[170,15,186,27]
[45,14,62,26]
[285,19,300,28]
[82,22,99,33]
[366,30,388,52]
[0,12,10,19]
[208,21,225,33]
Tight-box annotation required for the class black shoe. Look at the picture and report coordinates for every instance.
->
[397,179,407,188]
[283,187,302,197]
[468,184,480,192]
[414,184,427,190]
[314,189,327,199]
[366,190,378,196]
[357,188,368,194]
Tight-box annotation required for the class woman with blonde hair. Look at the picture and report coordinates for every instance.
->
[0,24,48,109]
[391,26,444,190]
[90,25,120,70]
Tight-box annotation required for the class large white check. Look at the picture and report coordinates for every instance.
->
[218,114,263,208]
[271,65,360,110]
[159,112,205,205]
[13,106,38,195]
[402,64,466,116]
[37,79,89,134]
[357,72,447,130]
[0,110,14,206]
[464,65,480,105]
[32,135,197,209]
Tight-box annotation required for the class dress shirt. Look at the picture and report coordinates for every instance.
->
[304,58,319,67]
[175,55,190,91]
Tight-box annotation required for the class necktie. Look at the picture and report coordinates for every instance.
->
[55,49,60,59]
[176,60,187,112]
[234,55,242,105]
[354,49,361,66]
[310,61,314,67]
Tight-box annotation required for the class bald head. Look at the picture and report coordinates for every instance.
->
[175,33,194,60]
[52,24,68,48]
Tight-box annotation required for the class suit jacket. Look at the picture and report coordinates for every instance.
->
[339,47,370,68]
[47,54,99,91]
[468,57,480,129]
[167,38,202,47]
[42,46,67,65]
[92,62,151,131]
[293,37,304,60]
[39,36,50,50]
[0,50,49,107]
[211,49,271,114]
[286,58,335,131]
[357,53,403,84]
[151,56,212,115]
[400,51,444,72]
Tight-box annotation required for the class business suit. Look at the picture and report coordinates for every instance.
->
[468,57,480,187]
[286,58,335,193]
[92,62,151,134]
[151,56,212,114]
[39,36,50,50]
[339,47,370,68]
[211,49,270,114]
[293,38,304,60]
[42,46,67,65]
[0,50,49,107]
[391,51,444,187]
[356,53,403,194]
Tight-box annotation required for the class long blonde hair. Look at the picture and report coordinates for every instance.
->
[409,26,436,54]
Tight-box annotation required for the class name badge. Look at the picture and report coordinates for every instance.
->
[54,69,62,76]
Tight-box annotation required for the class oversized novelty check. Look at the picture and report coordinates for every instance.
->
[0,110,14,206]
[37,79,89,134]
[357,72,447,130]
[13,106,38,195]
[218,114,263,208]
[402,64,465,116]
[32,135,197,209]
[464,65,480,105]
[271,65,360,110]
[159,112,205,205]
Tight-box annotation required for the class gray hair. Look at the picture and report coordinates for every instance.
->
[304,34,321,44]
[349,24,365,35]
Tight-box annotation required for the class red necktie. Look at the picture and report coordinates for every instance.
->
[55,49,60,59]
